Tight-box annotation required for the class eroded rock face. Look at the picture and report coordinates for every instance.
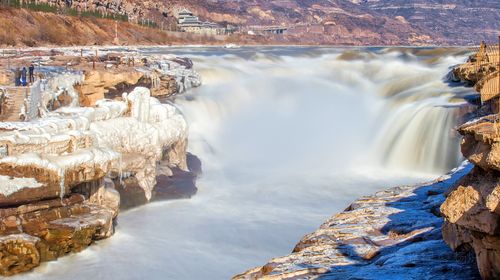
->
[76,69,144,106]
[0,86,190,275]
[442,168,500,235]
[458,116,500,172]
[441,117,500,279]
[453,63,498,86]
[0,234,40,276]
[234,165,480,280]
[76,56,202,107]
[0,193,114,276]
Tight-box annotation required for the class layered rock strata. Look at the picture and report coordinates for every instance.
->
[234,164,480,280]
[77,55,201,106]
[0,86,189,275]
[441,117,500,280]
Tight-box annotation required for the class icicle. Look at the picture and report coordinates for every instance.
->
[59,169,65,200]
[118,153,123,185]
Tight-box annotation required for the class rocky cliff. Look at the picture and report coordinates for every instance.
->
[0,50,202,275]
[0,86,189,275]
[441,119,500,279]
[440,49,500,279]
[120,0,500,45]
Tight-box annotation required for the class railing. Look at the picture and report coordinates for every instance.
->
[470,37,500,104]
[0,78,46,121]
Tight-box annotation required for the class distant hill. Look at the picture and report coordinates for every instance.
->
[1,0,499,46]
[165,0,500,45]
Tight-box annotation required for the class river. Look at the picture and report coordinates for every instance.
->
[19,47,473,280]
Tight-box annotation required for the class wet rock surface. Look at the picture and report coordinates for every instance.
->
[234,164,481,280]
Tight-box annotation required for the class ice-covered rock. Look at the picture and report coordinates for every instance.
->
[0,87,189,275]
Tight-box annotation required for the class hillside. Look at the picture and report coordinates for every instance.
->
[1,0,499,46]
[173,0,499,45]
[0,8,229,47]
[354,0,500,45]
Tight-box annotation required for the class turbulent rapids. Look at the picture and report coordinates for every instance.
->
[18,47,474,280]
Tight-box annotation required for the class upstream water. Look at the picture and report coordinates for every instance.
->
[22,47,474,280]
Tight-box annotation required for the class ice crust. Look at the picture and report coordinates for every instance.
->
[0,87,187,199]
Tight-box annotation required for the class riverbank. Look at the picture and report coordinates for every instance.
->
[0,46,492,278]
[234,164,480,279]
[0,49,202,275]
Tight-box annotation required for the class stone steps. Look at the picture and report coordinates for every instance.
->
[0,88,28,122]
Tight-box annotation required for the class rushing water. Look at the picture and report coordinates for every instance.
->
[20,47,474,280]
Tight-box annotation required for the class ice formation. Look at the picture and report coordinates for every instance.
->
[0,87,188,201]
[0,49,198,276]
[0,175,43,197]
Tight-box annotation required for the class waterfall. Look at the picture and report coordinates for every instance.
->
[374,99,462,174]
[21,47,473,280]
[176,47,470,175]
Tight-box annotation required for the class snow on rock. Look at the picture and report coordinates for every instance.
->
[0,56,193,276]
[0,175,43,197]
[142,55,202,93]
[41,72,84,110]
[0,87,188,203]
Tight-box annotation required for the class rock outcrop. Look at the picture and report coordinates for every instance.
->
[0,86,189,275]
[441,117,500,280]
[234,164,480,280]
[76,56,201,106]
[440,44,500,279]
[76,69,144,106]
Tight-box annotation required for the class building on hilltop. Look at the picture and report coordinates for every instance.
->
[174,8,226,36]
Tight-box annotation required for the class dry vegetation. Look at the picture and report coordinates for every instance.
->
[0,7,247,47]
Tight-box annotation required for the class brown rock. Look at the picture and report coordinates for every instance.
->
[0,234,40,276]
[442,221,473,251]
[453,62,498,85]
[442,115,500,280]
[471,232,500,280]
[441,167,500,235]
[458,117,500,172]
[113,176,148,210]
[76,69,144,106]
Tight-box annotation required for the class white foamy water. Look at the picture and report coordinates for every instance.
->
[18,47,473,280]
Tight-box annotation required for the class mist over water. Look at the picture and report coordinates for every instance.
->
[20,47,473,280]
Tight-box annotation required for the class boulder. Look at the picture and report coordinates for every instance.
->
[458,116,500,171]
[442,116,500,279]
[0,234,40,276]
[441,168,500,235]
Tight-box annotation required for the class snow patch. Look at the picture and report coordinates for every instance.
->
[0,175,44,197]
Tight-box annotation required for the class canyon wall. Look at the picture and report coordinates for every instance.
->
[441,48,500,279]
